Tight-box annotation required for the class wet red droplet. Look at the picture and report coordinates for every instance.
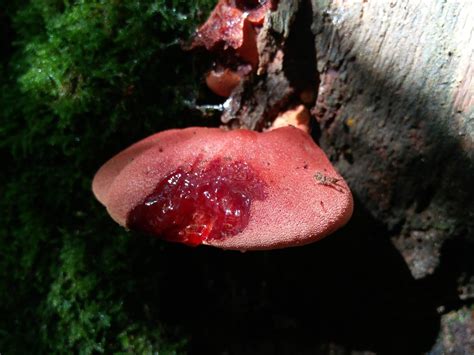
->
[127,158,267,246]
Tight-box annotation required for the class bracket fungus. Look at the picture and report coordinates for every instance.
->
[191,0,276,97]
[205,67,247,98]
[93,127,353,250]
[92,0,353,250]
[191,0,259,67]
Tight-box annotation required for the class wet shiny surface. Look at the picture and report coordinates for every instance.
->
[127,157,267,246]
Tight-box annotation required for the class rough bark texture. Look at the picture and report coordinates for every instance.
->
[222,0,318,129]
[310,2,474,350]
[223,0,474,352]
[311,0,473,272]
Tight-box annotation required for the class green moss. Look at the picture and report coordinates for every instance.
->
[0,0,215,353]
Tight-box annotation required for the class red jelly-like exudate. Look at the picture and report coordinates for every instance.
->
[127,157,267,246]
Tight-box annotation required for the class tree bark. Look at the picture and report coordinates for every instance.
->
[311,2,473,351]
[223,0,474,352]
[311,0,473,273]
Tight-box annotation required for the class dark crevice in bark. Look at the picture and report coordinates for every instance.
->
[222,0,320,131]
[282,0,318,95]
[418,236,474,313]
